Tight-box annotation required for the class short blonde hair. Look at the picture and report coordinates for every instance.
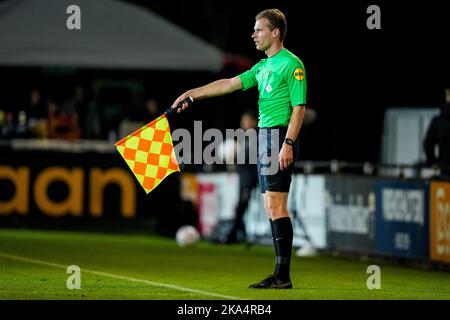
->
[256,9,287,42]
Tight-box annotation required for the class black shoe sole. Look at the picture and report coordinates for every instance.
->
[248,282,293,289]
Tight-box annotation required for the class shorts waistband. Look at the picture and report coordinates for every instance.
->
[259,126,288,130]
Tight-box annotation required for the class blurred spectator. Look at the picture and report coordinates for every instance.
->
[424,87,450,178]
[15,110,29,138]
[62,85,89,138]
[26,88,47,120]
[98,86,129,141]
[303,106,317,126]
[118,97,160,140]
[0,111,15,139]
[47,98,81,140]
[143,97,160,123]
[26,88,49,138]
[226,110,259,243]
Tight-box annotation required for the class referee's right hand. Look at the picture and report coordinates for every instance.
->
[171,93,194,113]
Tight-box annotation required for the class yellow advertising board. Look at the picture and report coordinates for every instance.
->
[0,165,136,218]
[430,181,450,262]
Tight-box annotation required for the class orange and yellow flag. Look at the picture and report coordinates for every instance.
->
[114,115,179,194]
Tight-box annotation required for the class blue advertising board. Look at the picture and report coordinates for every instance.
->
[374,180,429,259]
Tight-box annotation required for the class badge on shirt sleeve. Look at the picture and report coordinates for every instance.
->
[293,68,304,81]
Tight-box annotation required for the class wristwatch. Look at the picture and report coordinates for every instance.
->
[284,138,295,146]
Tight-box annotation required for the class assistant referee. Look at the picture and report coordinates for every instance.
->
[171,8,307,289]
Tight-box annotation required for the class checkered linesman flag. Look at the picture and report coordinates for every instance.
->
[114,114,179,194]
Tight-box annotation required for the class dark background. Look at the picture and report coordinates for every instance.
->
[1,0,449,163]
[133,0,450,162]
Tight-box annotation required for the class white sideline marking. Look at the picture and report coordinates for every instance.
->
[0,252,244,300]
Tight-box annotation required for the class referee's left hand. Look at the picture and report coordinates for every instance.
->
[279,144,294,171]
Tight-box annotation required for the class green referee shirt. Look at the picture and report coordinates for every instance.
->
[239,48,307,128]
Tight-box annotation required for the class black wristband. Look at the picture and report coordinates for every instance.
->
[284,138,295,146]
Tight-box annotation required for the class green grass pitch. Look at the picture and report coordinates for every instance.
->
[1,229,450,300]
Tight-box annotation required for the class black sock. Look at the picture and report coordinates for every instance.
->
[273,217,293,282]
[269,219,279,275]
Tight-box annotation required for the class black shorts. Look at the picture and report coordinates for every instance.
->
[257,126,300,193]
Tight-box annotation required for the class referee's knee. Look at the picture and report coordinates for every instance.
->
[269,210,289,220]
[267,204,289,220]
[265,192,289,219]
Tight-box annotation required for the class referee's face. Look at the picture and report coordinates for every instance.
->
[252,18,275,51]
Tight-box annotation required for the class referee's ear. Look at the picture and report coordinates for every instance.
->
[273,27,280,40]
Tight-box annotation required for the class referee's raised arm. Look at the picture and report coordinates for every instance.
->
[170,76,243,113]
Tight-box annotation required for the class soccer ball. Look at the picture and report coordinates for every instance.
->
[175,225,200,247]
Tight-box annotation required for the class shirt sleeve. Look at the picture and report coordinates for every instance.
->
[238,61,261,91]
[286,59,307,107]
